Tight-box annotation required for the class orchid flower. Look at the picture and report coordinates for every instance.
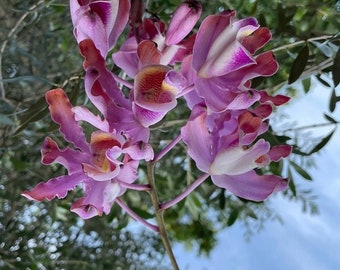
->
[70,0,130,57]
[22,88,153,219]
[182,11,279,113]
[181,104,292,201]
[112,0,201,77]
[79,38,186,129]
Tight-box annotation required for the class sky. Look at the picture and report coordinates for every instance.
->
[172,78,340,270]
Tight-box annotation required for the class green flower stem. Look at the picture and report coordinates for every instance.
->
[146,162,179,270]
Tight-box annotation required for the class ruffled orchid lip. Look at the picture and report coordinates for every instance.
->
[134,65,178,112]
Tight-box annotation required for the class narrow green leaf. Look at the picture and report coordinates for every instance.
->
[289,160,312,181]
[185,196,199,220]
[246,209,258,220]
[218,189,225,210]
[309,129,336,155]
[191,193,202,208]
[302,77,311,93]
[288,44,309,84]
[15,107,49,134]
[288,168,297,196]
[332,46,340,87]
[329,88,337,112]
[227,208,239,226]
[316,74,331,88]
[291,144,309,156]
[15,95,48,133]
[324,113,338,124]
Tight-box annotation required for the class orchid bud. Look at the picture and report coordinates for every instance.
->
[165,0,202,45]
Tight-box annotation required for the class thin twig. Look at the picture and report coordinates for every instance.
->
[271,35,334,53]
[280,121,339,133]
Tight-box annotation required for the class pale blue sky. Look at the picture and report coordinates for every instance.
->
[173,78,340,270]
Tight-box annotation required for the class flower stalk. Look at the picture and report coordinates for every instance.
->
[146,162,179,270]
[115,198,159,232]
[160,173,210,210]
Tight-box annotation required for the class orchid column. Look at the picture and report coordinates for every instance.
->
[22,1,291,269]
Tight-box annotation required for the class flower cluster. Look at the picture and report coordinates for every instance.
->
[22,0,291,221]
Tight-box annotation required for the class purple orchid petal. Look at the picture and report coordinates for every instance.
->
[132,102,167,127]
[165,70,187,95]
[123,141,154,161]
[195,78,234,113]
[106,146,124,162]
[210,139,270,175]
[194,13,258,78]
[258,90,290,106]
[237,52,279,87]
[71,180,120,219]
[250,103,273,118]
[195,79,260,113]
[168,33,197,64]
[181,55,203,109]
[181,105,214,172]
[226,90,261,110]
[237,111,266,145]
[79,39,130,109]
[238,111,263,134]
[199,40,256,78]
[192,11,236,72]
[112,41,139,77]
[116,159,139,184]
[108,0,130,50]
[46,89,90,152]
[211,170,288,201]
[137,40,161,66]
[70,0,108,56]
[22,172,88,201]
[82,162,120,181]
[268,145,292,162]
[72,106,110,132]
[70,0,130,57]
[165,0,202,45]
[241,27,272,54]
[41,137,90,174]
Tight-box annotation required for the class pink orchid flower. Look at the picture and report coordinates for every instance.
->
[182,11,279,113]
[78,39,151,141]
[79,38,186,129]
[181,104,292,201]
[22,88,153,219]
[70,0,130,57]
[112,0,201,77]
